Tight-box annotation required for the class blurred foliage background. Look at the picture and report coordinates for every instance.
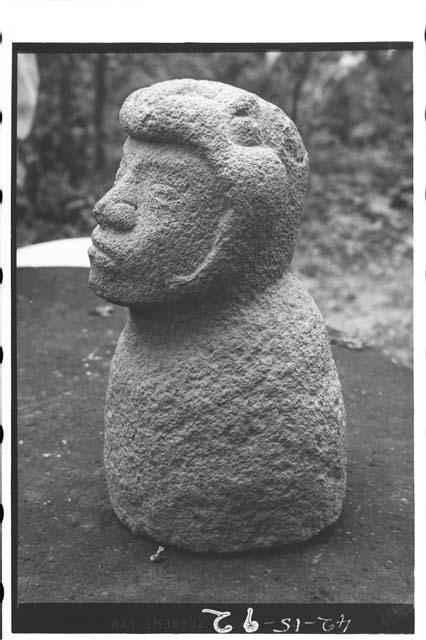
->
[16,49,413,365]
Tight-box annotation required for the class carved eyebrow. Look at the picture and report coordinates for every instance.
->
[149,173,189,192]
[151,182,179,192]
[114,159,128,181]
[131,158,186,183]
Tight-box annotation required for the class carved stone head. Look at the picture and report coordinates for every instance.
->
[88,79,309,307]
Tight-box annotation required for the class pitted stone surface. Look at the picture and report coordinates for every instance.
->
[88,79,346,551]
[105,275,346,551]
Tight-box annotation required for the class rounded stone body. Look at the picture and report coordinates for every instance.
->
[104,273,346,552]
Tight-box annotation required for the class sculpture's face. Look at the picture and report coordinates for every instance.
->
[88,138,224,307]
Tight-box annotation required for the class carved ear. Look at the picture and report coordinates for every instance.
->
[170,208,235,290]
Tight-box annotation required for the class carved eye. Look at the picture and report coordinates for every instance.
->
[149,183,181,205]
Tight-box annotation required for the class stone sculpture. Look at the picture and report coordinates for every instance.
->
[88,79,346,552]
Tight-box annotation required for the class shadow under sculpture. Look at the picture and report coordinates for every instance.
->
[88,79,346,552]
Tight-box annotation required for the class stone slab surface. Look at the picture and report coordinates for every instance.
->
[16,268,413,603]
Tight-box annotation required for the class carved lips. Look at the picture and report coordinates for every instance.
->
[88,226,118,267]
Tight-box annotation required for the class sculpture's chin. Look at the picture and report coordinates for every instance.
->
[88,246,128,306]
[88,267,127,307]
[88,265,159,309]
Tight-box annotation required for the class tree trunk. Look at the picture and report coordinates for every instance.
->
[94,54,107,171]
[290,56,313,125]
[59,54,73,165]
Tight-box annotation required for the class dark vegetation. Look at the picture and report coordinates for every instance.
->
[17,50,413,365]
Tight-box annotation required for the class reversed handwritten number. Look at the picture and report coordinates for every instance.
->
[336,613,351,633]
[273,617,291,633]
[243,607,259,633]
[202,609,233,633]
[202,608,351,634]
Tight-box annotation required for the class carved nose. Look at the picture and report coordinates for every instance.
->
[93,196,107,224]
[93,190,137,231]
